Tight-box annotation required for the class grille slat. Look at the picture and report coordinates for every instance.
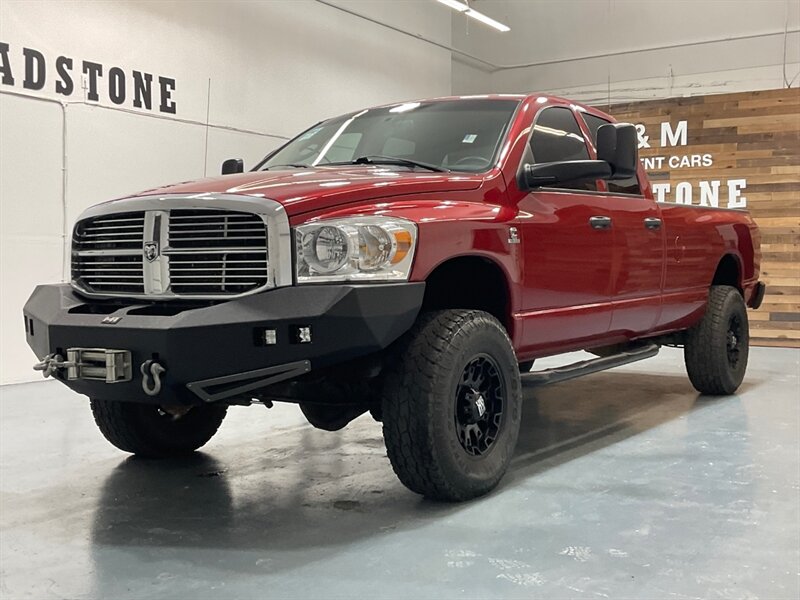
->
[167,281,261,287]
[72,208,270,297]
[170,267,267,272]
[75,265,141,269]
[171,274,265,279]
[165,247,267,254]
[89,217,145,224]
[167,236,266,242]
[170,219,257,224]
[82,228,144,235]
[169,228,266,234]
[76,238,143,244]
[73,212,145,253]
[169,214,253,220]
[81,231,144,238]
[169,260,267,265]
[82,274,142,281]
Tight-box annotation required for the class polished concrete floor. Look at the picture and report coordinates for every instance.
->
[1,347,798,599]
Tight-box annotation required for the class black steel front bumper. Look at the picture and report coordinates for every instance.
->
[24,283,424,405]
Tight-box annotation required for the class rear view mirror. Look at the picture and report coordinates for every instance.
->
[221,158,244,175]
[523,160,612,189]
[596,123,638,179]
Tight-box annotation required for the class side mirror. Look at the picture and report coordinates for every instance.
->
[596,123,638,179]
[221,158,244,175]
[523,160,611,189]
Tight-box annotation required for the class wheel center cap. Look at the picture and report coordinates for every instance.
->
[475,394,486,418]
[728,331,738,349]
[464,389,487,422]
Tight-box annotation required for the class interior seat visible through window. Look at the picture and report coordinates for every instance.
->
[528,106,597,191]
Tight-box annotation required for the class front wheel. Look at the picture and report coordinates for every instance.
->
[90,399,227,458]
[381,310,522,501]
[684,285,750,395]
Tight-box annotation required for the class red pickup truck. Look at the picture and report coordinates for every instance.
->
[25,94,764,501]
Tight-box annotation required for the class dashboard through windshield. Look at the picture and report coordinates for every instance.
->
[259,99,520,173]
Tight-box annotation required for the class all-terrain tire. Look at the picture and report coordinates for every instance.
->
[684,285,749,395]
[381,310,522,501]
[90,399,227,458]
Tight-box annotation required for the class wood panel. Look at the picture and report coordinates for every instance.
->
[608,88,800,348]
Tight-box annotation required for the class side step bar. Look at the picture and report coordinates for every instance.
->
[521,343,659,388]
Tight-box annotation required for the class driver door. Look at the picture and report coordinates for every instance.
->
[516,106,615,354]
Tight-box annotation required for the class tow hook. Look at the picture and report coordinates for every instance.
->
[141,360,166,396]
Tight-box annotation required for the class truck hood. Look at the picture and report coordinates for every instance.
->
[133,167,485,216]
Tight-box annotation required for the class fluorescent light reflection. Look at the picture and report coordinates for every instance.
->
[436,0,510,32]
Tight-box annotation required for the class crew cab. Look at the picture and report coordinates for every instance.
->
[24,94,764,501]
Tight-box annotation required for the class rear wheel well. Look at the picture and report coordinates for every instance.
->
[712,254,742,292]
[421,257,510,331]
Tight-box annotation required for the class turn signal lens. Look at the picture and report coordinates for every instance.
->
[391,230,412,264]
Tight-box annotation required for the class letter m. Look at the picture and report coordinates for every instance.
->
[660,120,687,147]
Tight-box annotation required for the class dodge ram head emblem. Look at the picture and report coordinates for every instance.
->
[143,241,159,262]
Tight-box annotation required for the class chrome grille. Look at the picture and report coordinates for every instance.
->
[73,212,145,251]
[169,210,267,249]
[72,208,270,298]
[71,255,145,294]
[167,210,269,295]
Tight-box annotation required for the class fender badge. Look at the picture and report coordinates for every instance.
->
[144,241,159,262]
[508,227,520,244]
[102,316,122,324]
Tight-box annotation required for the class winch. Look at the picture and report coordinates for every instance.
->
[34,348,132,383]
[33,349,170,396]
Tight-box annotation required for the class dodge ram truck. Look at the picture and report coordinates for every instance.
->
[24,94,764,501]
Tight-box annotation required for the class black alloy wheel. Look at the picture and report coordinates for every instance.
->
[455,355,505,457]
[726,313,745,369]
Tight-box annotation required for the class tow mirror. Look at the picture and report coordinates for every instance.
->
[596,123,638,179]
[523,160,611,189]
[221,158,244,175]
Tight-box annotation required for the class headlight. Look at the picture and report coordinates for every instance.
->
[295,216,417,283]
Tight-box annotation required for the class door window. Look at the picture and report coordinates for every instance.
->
[530,107,595,190]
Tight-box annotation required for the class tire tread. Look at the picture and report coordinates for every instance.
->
[382,310,520,501]
[90,399,227,458]
[684,285,749,395]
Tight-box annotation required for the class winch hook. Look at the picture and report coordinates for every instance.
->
[33,354,74,378]
[141,360,166,396]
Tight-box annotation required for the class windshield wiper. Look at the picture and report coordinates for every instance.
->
[263,163,311,170]
[329,155,449,173]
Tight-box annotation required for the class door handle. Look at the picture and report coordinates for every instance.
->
[589,216,612,230]
[644,217,662,230]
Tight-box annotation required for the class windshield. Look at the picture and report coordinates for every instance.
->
[259,99,520,173]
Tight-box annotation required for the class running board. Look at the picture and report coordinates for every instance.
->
[521,343,659,388]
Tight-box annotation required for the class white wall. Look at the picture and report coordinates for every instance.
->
[451,0,800,103]
[0,0,453,384]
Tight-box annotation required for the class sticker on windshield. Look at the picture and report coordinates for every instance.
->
[298,127,323,141]
[462,134,477,144]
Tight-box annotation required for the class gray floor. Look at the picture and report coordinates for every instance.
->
[1,347,798,600]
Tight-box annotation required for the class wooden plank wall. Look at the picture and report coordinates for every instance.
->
[608,88,800,348]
